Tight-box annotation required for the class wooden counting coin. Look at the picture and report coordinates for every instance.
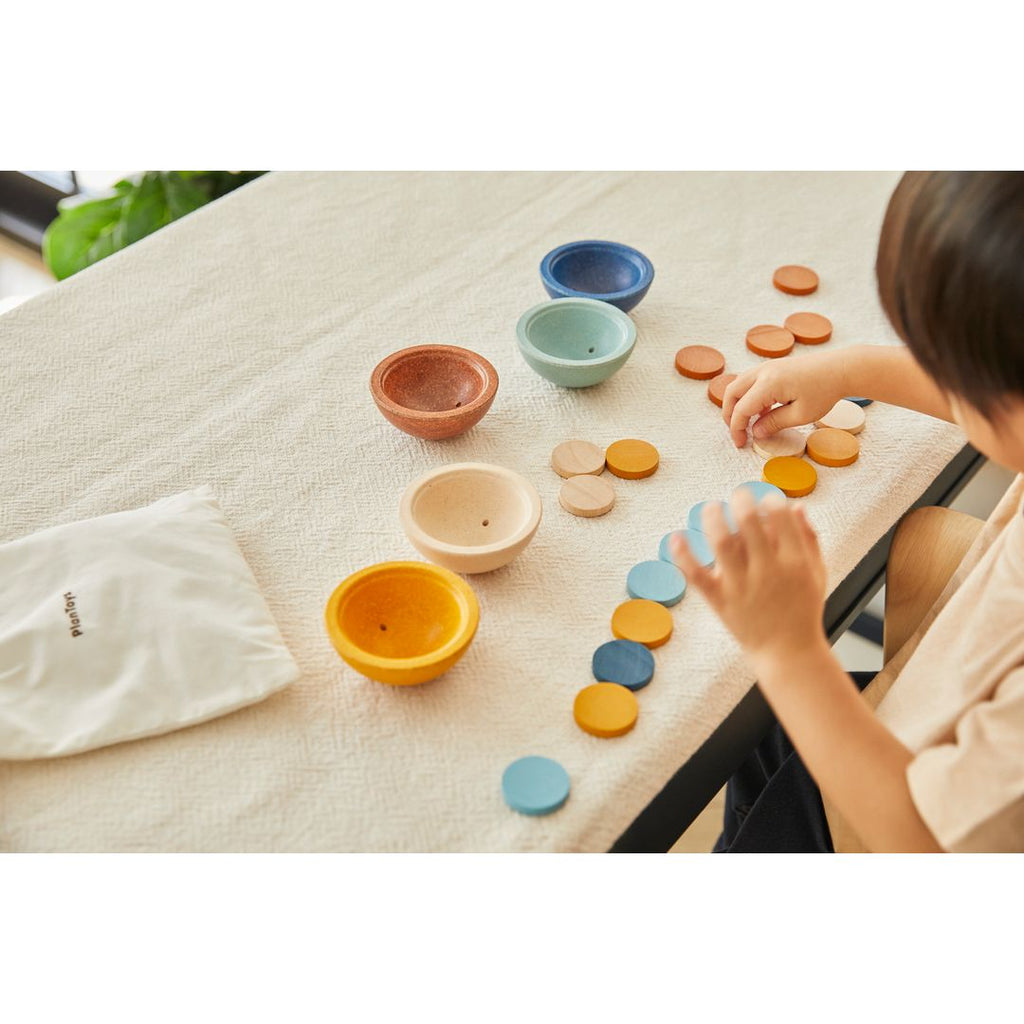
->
[573,682,639,738]
[605,439,659,479]
[627,559,687,607]
[784,312,833,345]
[502,756,571,816]
[752,427,807,460]
[675,344,726,380]
[592,639,655,692]
[551,439,606,478]
[707,372,737,408]
[611,598,673,649]
[806,427,860,467]
[746,324,795,359]
[772,265,819,296]
[815,399,866,434]
[559,474,616,517]
[762,456,817,497]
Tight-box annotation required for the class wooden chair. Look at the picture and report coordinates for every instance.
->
[883,505,985,664]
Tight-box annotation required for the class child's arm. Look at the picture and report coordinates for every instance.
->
[721,344,956,448]
[671,493,943,852]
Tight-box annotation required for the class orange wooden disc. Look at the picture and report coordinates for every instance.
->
[707,372,737,408]
[573,682,639,738]
[784,312,833,345]
[746,324,795,359]
[762,456,817,497]
[606,439,659,479]
[610,598,673,649]
[675,345,726,380]
[773,265,819,296]
[806,427,860,467]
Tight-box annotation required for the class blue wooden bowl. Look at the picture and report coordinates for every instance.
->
[540,240,654,312]
[516,297,637,388]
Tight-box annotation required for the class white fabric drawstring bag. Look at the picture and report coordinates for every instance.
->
[0,487,300,759]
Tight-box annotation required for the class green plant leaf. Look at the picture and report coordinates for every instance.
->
[42,194,127,280]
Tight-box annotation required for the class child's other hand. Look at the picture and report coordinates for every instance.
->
[721,349,848,448]
[670,490,828,664]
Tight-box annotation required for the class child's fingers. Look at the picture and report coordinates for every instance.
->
[702,499,746,577]
[728,381,787,448]
[669,534,720,603]
[721,367,759,427]
[766,502,805,561]
[751,402,808,439]
[792,502,822,562]
[731,488,770,564]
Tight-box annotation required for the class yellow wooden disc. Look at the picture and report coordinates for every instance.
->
[606,439,659,479]
[806,427,860,467]
[762,456,817,497]
[610,598,673,648]
[573,682,639,738]
[550,439,606,478]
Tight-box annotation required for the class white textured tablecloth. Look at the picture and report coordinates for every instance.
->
[0,172,965,851]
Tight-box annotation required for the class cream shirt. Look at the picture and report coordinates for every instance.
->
[826,474,1024,852]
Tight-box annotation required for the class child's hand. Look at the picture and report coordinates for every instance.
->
[721,349,849,448]
[670,490,828,664]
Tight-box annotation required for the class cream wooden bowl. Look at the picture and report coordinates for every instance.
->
[399,462,542,574]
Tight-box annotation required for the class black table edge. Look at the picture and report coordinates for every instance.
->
[609,442,985,853]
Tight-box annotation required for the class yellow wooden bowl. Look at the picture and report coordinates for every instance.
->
[324,561,479,685]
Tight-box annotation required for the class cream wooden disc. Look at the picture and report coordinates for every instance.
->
[558,474,615,517]
[815,399,866,434]
[752,428,807,460]
[550,440,606,478]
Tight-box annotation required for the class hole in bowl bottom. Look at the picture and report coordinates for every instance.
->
[482,519,489,527]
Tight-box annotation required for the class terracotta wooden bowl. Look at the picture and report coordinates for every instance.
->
[370,344,499,440]
[399,462,543,574]
[324,561,479,685]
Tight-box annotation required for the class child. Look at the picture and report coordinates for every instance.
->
[671,171,1024,853]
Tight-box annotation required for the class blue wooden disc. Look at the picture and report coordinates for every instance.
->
[628,559,686,606]
[660,529,714,568]
[592,639,656,691]
[688,499,735,533]
[845,396,874,407]
[502,756,571,816]
[732,480,786,505]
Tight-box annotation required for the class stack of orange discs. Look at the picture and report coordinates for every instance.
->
[746,324,795,359]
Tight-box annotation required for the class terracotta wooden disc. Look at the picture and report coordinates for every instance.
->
[606,439,659,479]
[814,399,866,435]
[610,598,673,649]
[762,456,818,497]
[707,372,737,407]
[746,324,795,359]
[558,474,616,517]
[551,439,606,478]
[675,345,726,380]
[784,312,833,345]
[752,428,807,460]
[573,682,639,738]
[773,265,819,296]
[806,427,860,467]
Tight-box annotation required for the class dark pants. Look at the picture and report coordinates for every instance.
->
[713,672,876,853]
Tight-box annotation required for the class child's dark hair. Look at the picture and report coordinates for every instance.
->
[876,171,1024,416]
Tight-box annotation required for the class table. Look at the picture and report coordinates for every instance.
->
[0,172,968,852]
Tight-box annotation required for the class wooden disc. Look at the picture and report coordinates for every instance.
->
[806,427,860,467]
[551,439,606,478]
[762,456,817,497]
[606,439,659,479]
[627,559,686,607]
[675,344,726,380]
[846,396,874,407]
[784,312,833,345]
[746,324,795,359]
[707,372,737,407]
[773,265,819,296]
[573,682,639,738]
[752,428,807,460]
[610,598,673,649]
[559,474,615,517]
[501,756,571,816]
[815,399,866,434]
[592,639,655,692]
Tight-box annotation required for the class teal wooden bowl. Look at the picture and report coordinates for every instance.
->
[515,297,637,388]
